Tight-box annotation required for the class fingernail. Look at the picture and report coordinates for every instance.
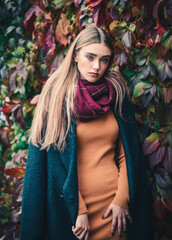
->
[102,215,105,219]
[111,232,114,236]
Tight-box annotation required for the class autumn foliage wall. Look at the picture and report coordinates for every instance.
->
[0,0,172,239]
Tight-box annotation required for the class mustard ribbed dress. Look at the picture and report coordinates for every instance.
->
[76,110,130,240]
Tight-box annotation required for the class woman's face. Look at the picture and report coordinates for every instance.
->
[75,43,112,83]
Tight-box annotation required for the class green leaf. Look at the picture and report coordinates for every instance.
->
[6,26,16,35]
[128,23,136,32]
[6,59,18,68]
[51,0,68,9]
[136,59,147,66]
[122,69,135,77]
[133,82,152,98]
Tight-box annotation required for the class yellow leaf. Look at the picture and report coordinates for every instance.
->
[55,13,71,46]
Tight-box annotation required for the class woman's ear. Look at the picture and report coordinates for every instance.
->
[73,51,78,63]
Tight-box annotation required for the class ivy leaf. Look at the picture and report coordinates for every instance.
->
[116,52,127,66]
[55,13,71,46]
[0,127,10,147]
[16,59,28,80]
[155,168,172,189]
[148,145,165,168]
[24,5,42,33]
[13,105,26,129]
[156,59,172,81]
[87,0,107,26]
[122,69,135,77]
[30,94,40,105]
[12,151,27,165]
[109,6,119,20]
[9,70,17,91]
[121,30,132,48]
[162,146,172,174]
[13,178,24,208]
[4,168,25,178]
[51,0,68,9]
[6,59,18,68]
[143,132,160,155]
[133,81,152,98]
[44,26,55,55]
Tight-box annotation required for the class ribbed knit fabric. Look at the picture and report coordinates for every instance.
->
[77,110,129,240]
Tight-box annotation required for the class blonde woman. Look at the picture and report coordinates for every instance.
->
[21,25,152,240]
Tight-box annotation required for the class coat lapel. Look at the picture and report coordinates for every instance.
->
[58,120,78,224]
[113,94,140,206]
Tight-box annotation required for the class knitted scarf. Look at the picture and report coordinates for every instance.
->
[75,78,116,122]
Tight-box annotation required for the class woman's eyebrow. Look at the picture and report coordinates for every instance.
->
[85,52,111,58]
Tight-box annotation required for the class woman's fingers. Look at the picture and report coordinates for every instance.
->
[126,212,132,223]
[72,226,85,236]
[84,230,89,240]
[117,216,122,237]
[102,206,112,219]
[111,216,117,235]
[122,215,127,233]
[79,227,87,239]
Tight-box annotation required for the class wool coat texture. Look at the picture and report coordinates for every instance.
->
[21,94,153,240]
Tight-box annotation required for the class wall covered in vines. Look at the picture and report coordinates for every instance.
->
[0,0,172,239]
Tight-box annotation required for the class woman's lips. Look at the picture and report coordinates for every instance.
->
[89,72,99,77]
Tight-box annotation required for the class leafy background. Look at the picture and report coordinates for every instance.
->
[0,0,172,239]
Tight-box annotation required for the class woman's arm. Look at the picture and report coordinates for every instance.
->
[111,136,130,209]
[102,136,132,237]
[72,191,89,240]
[21,141,47,240]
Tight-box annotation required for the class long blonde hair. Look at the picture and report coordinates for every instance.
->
[29,24,127,151]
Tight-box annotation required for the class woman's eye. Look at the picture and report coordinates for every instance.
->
[101,58,109,63]
[86,55,93,60]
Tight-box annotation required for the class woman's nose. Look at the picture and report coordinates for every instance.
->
[93,60,100,70]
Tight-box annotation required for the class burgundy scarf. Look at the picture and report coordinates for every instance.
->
[75,78,116,122]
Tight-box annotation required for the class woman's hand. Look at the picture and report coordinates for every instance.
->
[102,203,132,237]
[72,213,90,240]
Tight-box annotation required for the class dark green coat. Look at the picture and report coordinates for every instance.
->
[21,95,153,240]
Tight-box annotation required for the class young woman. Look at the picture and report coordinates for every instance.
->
[21,25,153,240]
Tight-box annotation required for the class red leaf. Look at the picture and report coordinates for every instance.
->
[1,105,11,114]
[4,168,25,178]
[1,101,21,114]
[24,5,43,33]
[45,26,55,54]
[87,0,107,26]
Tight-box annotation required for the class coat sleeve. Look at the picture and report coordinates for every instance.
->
[20,141,47,240]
